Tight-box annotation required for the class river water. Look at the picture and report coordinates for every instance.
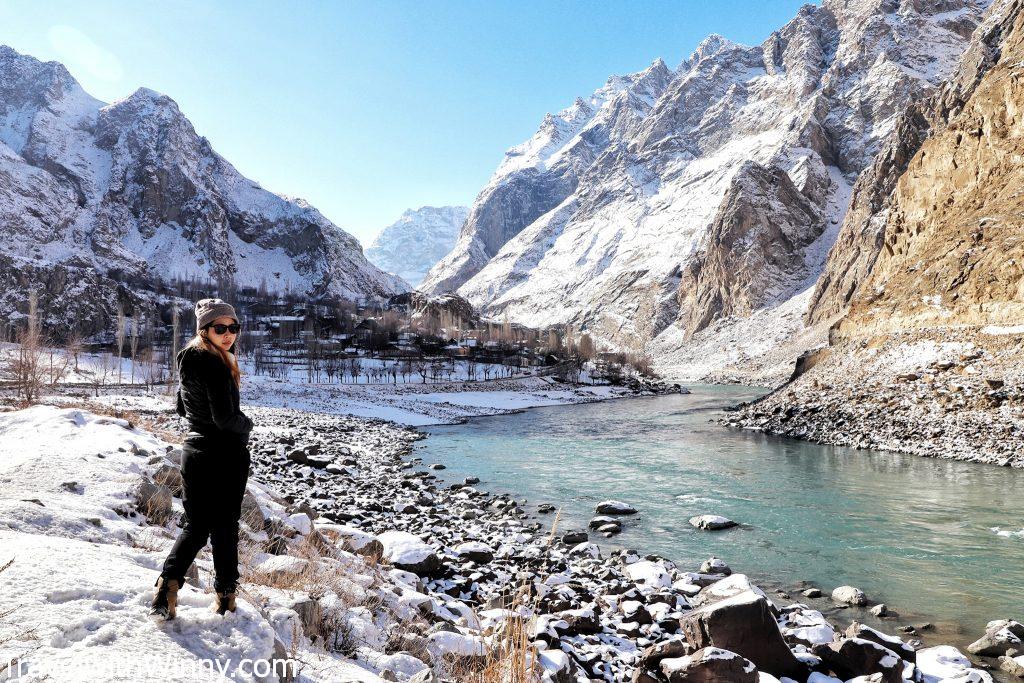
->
[414,385,1024,645]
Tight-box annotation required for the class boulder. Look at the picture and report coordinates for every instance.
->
[131,477,172,525]
[377,531,443,577]
[845,622,916,663]
[239,492,266,528]
[688,515,737,531]
[152,464,183,496]
[305,454,334,469]
[831,585,867,606]
[632,637,693,683]
[659,647,758,683]
[561,530,589,545]
[596,500,638,515]
[589,515,621,529]
[814,638,903,683]
[555,607,601,636]
[691,574,769,608]
[968,620,1024,657]
[454,541,494,564]
[999,654,1024,678]
[699,557,731,576]
[286,448,308,464]
[678,591,803,678]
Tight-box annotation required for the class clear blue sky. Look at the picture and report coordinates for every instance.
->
[0,0,811,245]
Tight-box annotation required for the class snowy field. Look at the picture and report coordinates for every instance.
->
[0,405,393,682]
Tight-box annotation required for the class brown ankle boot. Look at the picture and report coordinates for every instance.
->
[213,590,236,615]
[150,577,179,620]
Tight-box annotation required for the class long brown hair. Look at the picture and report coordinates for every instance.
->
[186,331,241,388]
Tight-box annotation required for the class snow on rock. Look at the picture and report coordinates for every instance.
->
[376,530,442,576]
[624,560,673,589]
[917,645,994,682]
[689,514,738,530]
[425,630,488,658]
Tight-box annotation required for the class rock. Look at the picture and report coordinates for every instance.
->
[845,622,916,663]
[561,530,589,545]
[802,588,822,598]
[305,454,333,469]
[537,648,579,683]
[589,515,622,530]
[254,555,309,583]
[633,638,693,682]
[999,654,1024,678]
[688,515,737,531]
[428,463,445,470]
[454,541,494,564]
[596,500,638,515]
[240,492,266,528]
[915,646,990,682]
[691,574,769,608]
[678,591,802,678]
[968,620,1024,657]
[408,670,441,683]
[870,603,888,617]
[272,637,297,682]
[152,464,183,496]
[699,557,731,576]
[659,647,758,683]
[831,585,867,606]
[289,595,322,638]
[131,477,172,525]
[555,607,601,636]
[814,637,903,683]
[463,476,480,485]
[286,448,308,464]
[377,530,443,577]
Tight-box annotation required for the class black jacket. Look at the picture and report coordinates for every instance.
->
[175,345,253,446]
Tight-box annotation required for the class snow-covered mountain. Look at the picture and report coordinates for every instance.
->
[0,45,404,334]
[365,206,468,287]
[421,0,989,383]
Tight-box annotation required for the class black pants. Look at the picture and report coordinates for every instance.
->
[160,435,250,593]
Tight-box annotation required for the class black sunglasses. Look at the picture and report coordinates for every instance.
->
[206,323,241,335]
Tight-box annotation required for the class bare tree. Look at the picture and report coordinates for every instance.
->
[115,305,126,384]
[578,333,596,362]
[170,306,181,389]
[3,291,48,403]
[65,328,83,374]
[129,318,140,384]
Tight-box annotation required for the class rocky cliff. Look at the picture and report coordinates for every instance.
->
[731,0,1024,467]
[0,46,403,335]
[421,0,989,384]
[366,206,468,287]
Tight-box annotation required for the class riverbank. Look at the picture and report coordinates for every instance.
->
[724,328,1024,468]
[241,403,1023,681]
[2,381,1020,681]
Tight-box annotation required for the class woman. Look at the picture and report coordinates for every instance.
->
[151,298,254,620]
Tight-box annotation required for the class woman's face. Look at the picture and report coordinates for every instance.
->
[205,315,238,352]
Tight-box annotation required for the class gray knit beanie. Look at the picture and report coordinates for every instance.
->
[195,298,238,333]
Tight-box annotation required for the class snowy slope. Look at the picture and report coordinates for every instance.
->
[0,45,404,334]
[421,0,989,384]
[365,206,468,287]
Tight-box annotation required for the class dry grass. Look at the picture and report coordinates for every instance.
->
[71,399,181,443]
[237,525,430,665]
[0,559,43,674]
[447,507,566,682]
